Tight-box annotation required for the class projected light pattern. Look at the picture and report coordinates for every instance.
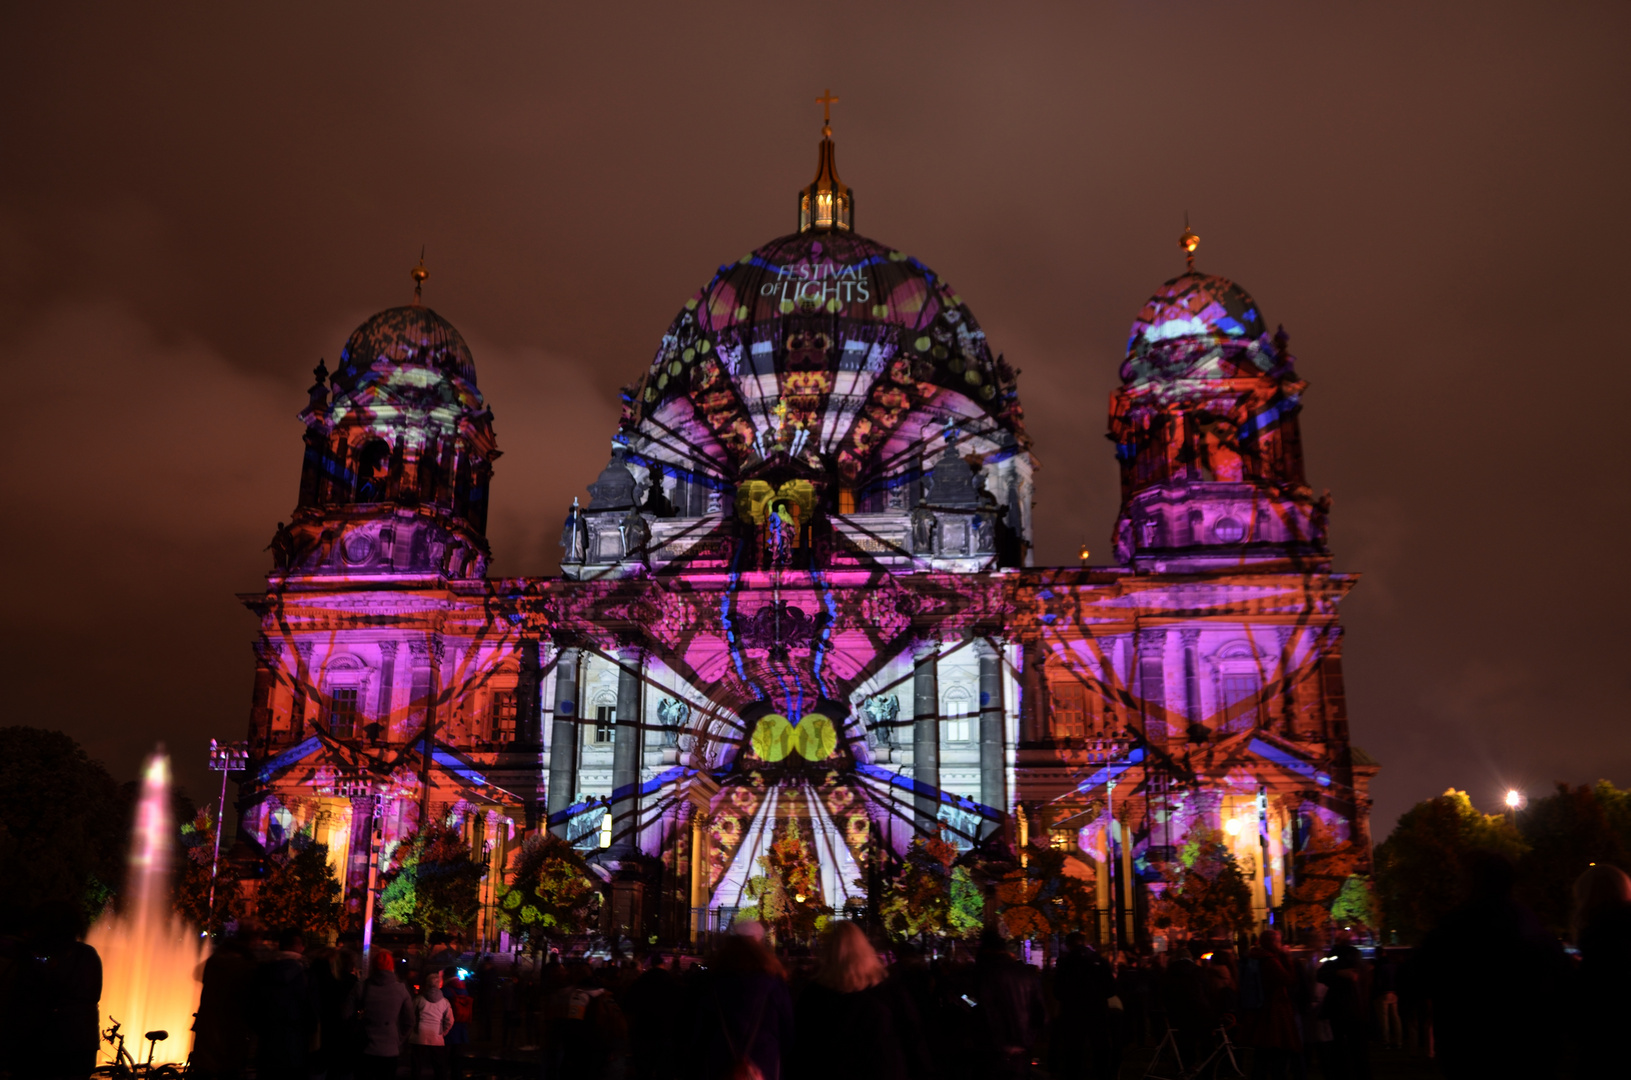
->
[235,186,1373,947]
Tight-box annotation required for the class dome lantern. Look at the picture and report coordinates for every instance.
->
[798,89,852,233]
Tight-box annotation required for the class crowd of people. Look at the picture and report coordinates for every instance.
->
[4,854,1629,1079]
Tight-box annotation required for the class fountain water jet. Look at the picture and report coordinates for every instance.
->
[87,748,210,1065]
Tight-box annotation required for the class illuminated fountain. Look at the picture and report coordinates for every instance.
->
[87,749,209,1065]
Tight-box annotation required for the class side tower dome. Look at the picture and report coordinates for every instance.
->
[1108,236,1326,569]
[271,279,499,580]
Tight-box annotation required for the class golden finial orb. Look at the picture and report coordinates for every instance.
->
[1179,225,1200,272]
[1078,542,1091,565]
[411,249,429,304]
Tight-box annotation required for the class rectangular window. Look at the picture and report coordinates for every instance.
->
[1051,682,1086,740]
[328,687,359,739]
[592,705,616,745]
[941,693,974,744]
[491,690,518,743]
[1221,673,1261,731]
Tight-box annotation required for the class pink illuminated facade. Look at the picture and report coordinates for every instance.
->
[236,127,1374,947]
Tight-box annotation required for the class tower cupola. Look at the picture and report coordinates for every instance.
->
[797,89,852,233]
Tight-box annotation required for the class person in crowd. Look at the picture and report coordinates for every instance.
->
[1571,862,1631,1077]
[1369,946,1401,1052]
[1411,850,1568,1080]
[1242,929,1302,1080]
[190,934,257,1080]
[410,968,456,1080]
[322,950,363,1080]
[1316,933,1370,1080]
[443,967,474,1079]
[16,903,102,1080]
[1051,932,1116,1080]
[354,947,415,1080]
[624,953,685,1080]
[789,921,925,1080]
[972,930,1046,1080]
[685,921,795,1080]
[252,928,313,1080]
[1160,942,1213,1068]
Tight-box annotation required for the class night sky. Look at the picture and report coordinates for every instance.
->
[3,3,1626,833]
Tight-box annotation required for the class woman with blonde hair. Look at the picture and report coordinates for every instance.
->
[789,922,930,1080]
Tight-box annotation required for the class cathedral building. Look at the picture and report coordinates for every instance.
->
[237,112,1375,948]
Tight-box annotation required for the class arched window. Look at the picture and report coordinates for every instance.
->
[1216,643,1261,733]
[942,687,974,744]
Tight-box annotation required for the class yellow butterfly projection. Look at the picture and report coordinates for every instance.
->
[749,713,838,762]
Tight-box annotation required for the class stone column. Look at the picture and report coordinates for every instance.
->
[610,646,645,852]
[689,808,709,942]
[516,636,543,746]
[1181,628,1202,737]
[912,641,940,835]
[374,641,397,744]
[546,647,581,839]
[976,639,1006,840]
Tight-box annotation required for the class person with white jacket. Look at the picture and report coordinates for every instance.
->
[411,968,456,1080]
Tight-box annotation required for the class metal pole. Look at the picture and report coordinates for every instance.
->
[1107,777,1118,956]
[1257,786,1273,926]
[362,795,383,961]
[207,765,229,932]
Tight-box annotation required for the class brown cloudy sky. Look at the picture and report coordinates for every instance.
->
[2,2,1627,831]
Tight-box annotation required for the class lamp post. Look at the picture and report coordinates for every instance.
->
[205,739,250,936]
[1504,788,1525,826]
[338,773,396,961]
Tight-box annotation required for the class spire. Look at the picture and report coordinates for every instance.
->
[1179,213,1199,273]
[411,247,429,305]
[798,89,853,233]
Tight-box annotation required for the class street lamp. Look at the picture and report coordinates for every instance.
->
[338,772,397,961]
[205,739,250,936]
[1505,789,1523,810]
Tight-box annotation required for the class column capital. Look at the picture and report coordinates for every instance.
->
[972,637,1003,661]
[912,638,940,663]
[378,639,399,661]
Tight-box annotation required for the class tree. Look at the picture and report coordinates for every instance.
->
[495,833,600,948]
[380,822,486,942]
[991,845,1097,940]
[877,828,983,942]
[174,806,243,931]
[1330,875,1375,932]
[256,832,341,939]
[1151,828,1253,941]
[1373,789,1525,943]
[0,727,125,926]
[1514,782,1631,937]
[1282,819,1367,941]
[738,820,832,943]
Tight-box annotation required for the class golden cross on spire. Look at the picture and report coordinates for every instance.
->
[411,246,429,304]
[816,88,839,136]
[1178,212,1199,273]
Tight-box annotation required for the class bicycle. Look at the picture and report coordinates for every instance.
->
[91,1017,186,1080]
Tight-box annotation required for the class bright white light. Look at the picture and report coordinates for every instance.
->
[1224,819,1243,836]
[599,811,613,849]
[1505,789,1523,809]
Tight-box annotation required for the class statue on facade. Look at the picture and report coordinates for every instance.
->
[560,496,586,563]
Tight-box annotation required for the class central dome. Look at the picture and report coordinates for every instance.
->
[628,229,1024,481]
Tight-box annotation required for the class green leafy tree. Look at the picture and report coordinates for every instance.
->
[495,833,600,948]
[1329,874,1375,932]
[1373,789,1526,943]
[1151,828,1253,940]
[0,727,125,926]
[991,845,1097,940]
[174,807,243,931]
[877,828,983,941]
[380,823,485,941]
[256,832,341,939]
[1514,782,1631,937]
[1282,820,1367,942]
[738,821,832,943]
